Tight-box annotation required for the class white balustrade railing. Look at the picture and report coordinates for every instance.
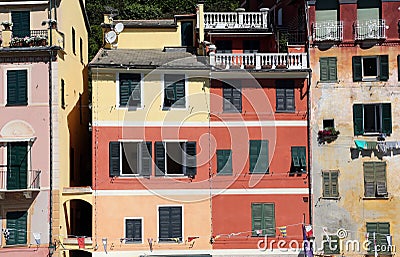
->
[355,19,386,40]
[204,11,269,29]
[210,53,308,70]
[313,20,343,41]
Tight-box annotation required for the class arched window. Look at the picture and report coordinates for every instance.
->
[315,0,339,22]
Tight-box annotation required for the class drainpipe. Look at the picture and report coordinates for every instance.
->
[48,0,54,255]
[304,0,312,226]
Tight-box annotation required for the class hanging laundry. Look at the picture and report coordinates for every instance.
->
[302,225,313,257]
[2,229,10,241]
[305,225,313,238]
[188,236,199,243]
[33,233,41,245]
[278,226,287,238]
[366,141,377,150]
[354,140,367,150]
[386,235,392,247]
[77,237,85,249]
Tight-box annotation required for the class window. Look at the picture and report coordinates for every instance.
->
[80,38,83,63]
[159,206,182,242]
[249,140,269,174]
[398,55,400,81]
[217,149,232,175]
[290,146,306,173]
[322,170,339,198]
[72,27,76,55]
[251,203,275,237]
[215,40,232,53]
[366,222,391,254]
[277,8,283,26]
[353,103,391,135]
[223,82,242,112]
[352,55,388,81]
[323,119,334,129]
[61,79,65,109]
[11,11,30,38]
[155,141,197,178]
[163,74,185,109]
[6,211,27,245]
[125,218,142,243]
[323,235,340,254]
[119,73,141,108]
[276,80,295,112]
[320,57,337,82]
[7,70,27,106]
[364,162,387,198]
[243,40,260,53]
[7,142,28,190]
[181,21,193,47]
[109,141,152,177]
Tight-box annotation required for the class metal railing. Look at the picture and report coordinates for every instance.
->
[10,30,48,47]
[355,19,386,40]
[204,11,269,29]
[210,52,308,70]
[0,168,41,190]
[313,20,343,41]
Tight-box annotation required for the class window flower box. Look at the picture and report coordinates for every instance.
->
[318,127,340,144]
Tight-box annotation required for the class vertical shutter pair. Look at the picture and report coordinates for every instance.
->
[7,70,28,106]
[6,211,27,245]
[353,104,392,135]
[322,170,339,197]
[119,74,141,107]
[159,207,182,242]
[154,142,197,178]
[352,55,388,82]
[11,11,30,38]
[320,57,337,82]
[249,140,269,174]
[366,222,391,254]
[164,75,185,108]
[251,203,275,236]
[276,80,295,111]
[125,219,142,243]
[223,83,242,112]
[7,142,28,190]
[109,142,152,177]
[291,146,306,172]
[363,162,387,197]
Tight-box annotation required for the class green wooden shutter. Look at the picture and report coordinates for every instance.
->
[353,104,364,135]
[120,74,141,107]
[7,70,27,106]
[331,171,339,197]
[155,142,165,176]
[276,88,285,111]
[125,219,142,243]
[11,11,30,38]
[159,207,171,241]
[352,56,362,82]
[263,203,275,236]
[251,203,263,236]
[109,142,120,177]
[232,87,242,112]
[381,103,392,135]
[181,21,193,46]
[6,211,27,245]
[322,171,331,197]
[378,223,390,253]
[140,142,152,177]
[320,58,329,82]
[364,162,376,197]
[185,142,197,178]
[291,147,300,167]
[7,142,28,190]
[285,87,295,111]
[217,150,232,175]
[249,140,269,174]
[324,235,340,254]
[366,222,378,253]
[380,55,389,81]
[299,146,306,169]
[375,162,387,196]
[170,207,182,240]
[119,78,131,106]
[174,80,185,108]
[328,57,337,81]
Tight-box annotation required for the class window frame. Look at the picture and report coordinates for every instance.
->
[366,222,391,254]
[11,10,30,38]
[124,217,144,244]
[290,146,307,174]
[249,140,269,174]
[275,80,295,113]
[353,103,391,136]
[155,141,189,176]
[5,141,31,190]
[216,149,232,176]
[5,210,28,246]
[72,27,76,55]
[162,74,187,110]
[251,203,275,237]
[319,57,337,82]
[363,162,387,198]
[322,170,339,198]
[116,72,144,110]
[157,205,183,243]
[222,82,242,113]
[352,55,388,82]
[4,67,30,106]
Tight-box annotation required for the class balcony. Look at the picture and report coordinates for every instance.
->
[0,168,40,199]
[9,30,48,47]
[313,20,343,42]
[210,52,308,70]
[204,10,269,30]
[355,19,386,40]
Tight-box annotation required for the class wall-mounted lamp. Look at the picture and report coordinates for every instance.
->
[48,243,56,256]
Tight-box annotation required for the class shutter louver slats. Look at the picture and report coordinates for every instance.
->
[252,203,263,236]
[328,57,337,81]
[109,142,120,177]
[353,104,364,135]
[323,172,331,197]
[352,56,362,82]
[155,142,165,176]
[320,58,329,82]
[185,142,197,178]
[380,55,389,81]
[140,142,152,177]
[381,103,392,135]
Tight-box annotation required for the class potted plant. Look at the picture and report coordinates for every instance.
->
[318,127,340,144]
[1,21,12,30]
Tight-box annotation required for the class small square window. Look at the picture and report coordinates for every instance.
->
[125,218,142,243]
[323,119,334,129]
[362,57,378,77]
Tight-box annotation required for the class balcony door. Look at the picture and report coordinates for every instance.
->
[7,142,28,190]
[11,11,30,38]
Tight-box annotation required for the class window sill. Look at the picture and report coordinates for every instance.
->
[124,241,143,244]
[319,80,338,84]
[362,196,389,200]
[118,105,143,111]
[5,103,28,107]
[162,107,187,111]
[275,110,295,113]
[321,197,340,200]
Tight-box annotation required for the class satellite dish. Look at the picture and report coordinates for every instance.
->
[114,22,124,34]
[105,31,117,44]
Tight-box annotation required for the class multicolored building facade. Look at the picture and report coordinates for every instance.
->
[0,1,90,257]
[309,0,400,256]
